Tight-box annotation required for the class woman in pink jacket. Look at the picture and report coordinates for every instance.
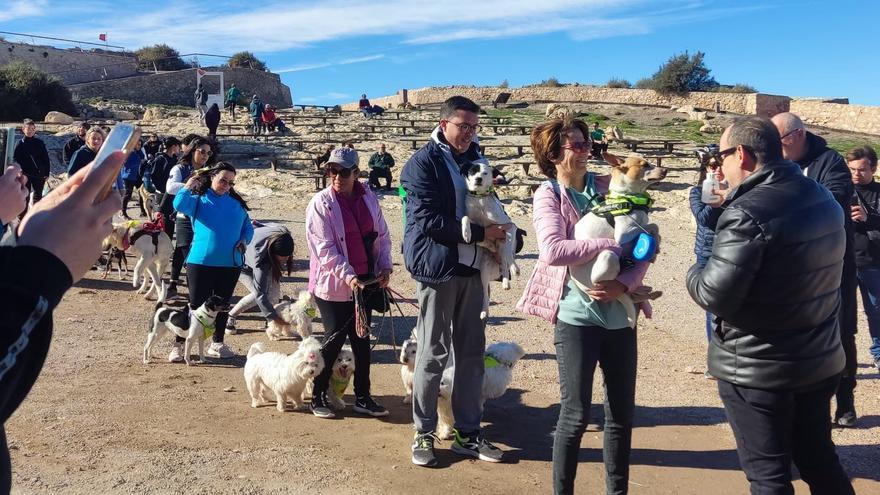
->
[305,147,393,419]
[516,118,649,495]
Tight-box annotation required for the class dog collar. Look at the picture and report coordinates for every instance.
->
[467,186,495,198]
[305,307,317,319]
[484,354,512,369]
[192,310,216,339]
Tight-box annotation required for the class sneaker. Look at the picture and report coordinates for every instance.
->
[168,342,184,363]
[205,342,234,359]
[451,429,503,463]
[310,393,336,418]
[353,395,389,417]
[165,284,178,300]
[225,316,238,335]
[411,431,438,467]
[835,411,858,428]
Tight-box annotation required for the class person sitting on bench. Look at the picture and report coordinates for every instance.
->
[367,143,394,191]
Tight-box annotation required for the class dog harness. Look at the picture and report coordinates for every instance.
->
[305,307,317,319]
[192,309,216,339]
[590,192,653,218]
[129,214,167,255]
[330,374,351,397]
[484,354,513,369]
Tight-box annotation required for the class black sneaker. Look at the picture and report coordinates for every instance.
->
[353,395,389,417]
[411,431,438,467]
[310,392,335,418]
[451,429,503,463]
[835,410,857,428]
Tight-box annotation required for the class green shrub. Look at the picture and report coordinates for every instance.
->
[606,77,631,89]
[646,51,718,95]
[227,51,267,71]
[540,77,562,87]
[714,83,758,94]
[634,78,654,90]
[135,44,187,71]
[0,61,76,121]
[498,79,509,88]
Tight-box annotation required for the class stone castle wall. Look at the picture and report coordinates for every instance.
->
[0,41,138,84]
[68,68,292,108]
[790,99,880,136]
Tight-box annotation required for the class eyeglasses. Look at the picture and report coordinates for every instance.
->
[562,141,592,153]
[196,149,213,156]
[217,178,235,187]
[716,144,755,162]
[444,121,482,134]
[328,167,355,178]
[779,128,802,141]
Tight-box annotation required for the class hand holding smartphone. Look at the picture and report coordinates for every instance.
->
[89,123,141,203]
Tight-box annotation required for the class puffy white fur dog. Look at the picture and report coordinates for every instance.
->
[569,154,665,327]
[436,341,526,439]
[129,221,172,302]
[143,295,227,365]
[326,347,355,410]
[398,338,418,404]
[266,290,317,341]
[244,337,325,412]
[460,161,520,320]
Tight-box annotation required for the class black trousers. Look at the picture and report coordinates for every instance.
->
[718,375,854,495]
[122,179,146,217]
[27,176,46,204]
[368,168,392,190]
[179,264,240,343]
[312,296,372,398]
[835,270,858,416]
[170,216,193,284]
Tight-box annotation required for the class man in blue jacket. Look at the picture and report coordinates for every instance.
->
[401,96,508,467]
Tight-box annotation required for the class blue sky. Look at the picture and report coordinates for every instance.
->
[3,0,878,106]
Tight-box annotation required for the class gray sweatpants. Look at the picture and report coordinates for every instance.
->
[413,274,486,433]
[229,269,280,318]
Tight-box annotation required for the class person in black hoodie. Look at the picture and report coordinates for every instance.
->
[12,119,51,204]
[62,122,89,166]
[0,152,122,493]
[772,112,858,428]
[147,137,182,238]
[67,127,105,176]
[847,145,880,375]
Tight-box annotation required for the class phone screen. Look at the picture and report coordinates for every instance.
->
[3,127,15,169]
[91,123,141,203]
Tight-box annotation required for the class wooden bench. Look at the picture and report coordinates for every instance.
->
[618,139,688,153]
[486,124,533,135]
[640,154,678,167]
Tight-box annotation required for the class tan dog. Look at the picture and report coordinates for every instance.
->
[569,153,665,326]
[101,224,130,280]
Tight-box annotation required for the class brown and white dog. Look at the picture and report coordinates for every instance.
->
[569,153,665,326]
[101,224,130,280]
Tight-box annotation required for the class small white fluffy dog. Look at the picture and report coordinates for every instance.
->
[244,337,325,412]
[266,290,317,341]
[461,161,520,320]
[436,341,526,439]
[326,347,355,410]
[398,338,418,404]
[143,295,227,365]
[129,221,172,302]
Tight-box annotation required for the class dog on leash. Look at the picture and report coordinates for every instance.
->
[143,295,227,365]
[398,338,418,404]
[569,153,665,327]
[244,337,325,412]
[305,347,355,410]
[101,224,130,280]
[266,290,317,341]
[129,215,172,302]
[434,341,526,440]
[460,161,520,320]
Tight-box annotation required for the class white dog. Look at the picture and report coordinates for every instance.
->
[266,290,317,341]
[436,341,526,440]
[129,218,172,302]
[569,154,665,327]
[143,295,227,365]
[398,338,418,404]
[460,161,520,320]
[326,347,355,410]
[244,337,325,412]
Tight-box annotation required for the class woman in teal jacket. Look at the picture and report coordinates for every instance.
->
[172,162,254,361]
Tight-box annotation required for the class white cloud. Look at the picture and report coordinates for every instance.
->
[0,0,48,22]
[275,54,385,74]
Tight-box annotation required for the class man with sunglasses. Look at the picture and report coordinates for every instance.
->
[771,112,858,428]
[401,96,508,467]
[688,116,853,494]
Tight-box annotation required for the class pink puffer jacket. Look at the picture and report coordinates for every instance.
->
[516,177,649,323]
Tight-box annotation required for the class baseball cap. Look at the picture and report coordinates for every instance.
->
[326,147,359,169]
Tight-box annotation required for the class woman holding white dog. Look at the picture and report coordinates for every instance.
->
[517,118,650,495]
[173,162,254,361]
[226,223,294,334]
[305,147,392,419]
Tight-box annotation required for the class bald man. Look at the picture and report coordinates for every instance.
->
[772,112,858,427]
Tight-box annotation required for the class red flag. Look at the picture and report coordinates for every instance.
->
[196,68,206,76]
[98,33,107,41]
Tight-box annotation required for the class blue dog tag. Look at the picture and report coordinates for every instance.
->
[633,233,656,261]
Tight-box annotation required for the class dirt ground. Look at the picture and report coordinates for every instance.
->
[6,107,880,494]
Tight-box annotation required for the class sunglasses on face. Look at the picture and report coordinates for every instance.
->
[562,141,592,153]
[716,145,755,162]
[779,128,801,141]
[328,167,355,178]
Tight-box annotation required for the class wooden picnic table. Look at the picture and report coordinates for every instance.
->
[618,138,688,153]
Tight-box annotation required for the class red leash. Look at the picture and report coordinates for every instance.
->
[385,286,420,310]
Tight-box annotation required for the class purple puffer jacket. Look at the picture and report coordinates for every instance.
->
[306,183,392,302]
[516,176,650,323]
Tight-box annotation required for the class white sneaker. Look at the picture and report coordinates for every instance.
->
[225,316,238,335]
[168,343,184,363]
[205,342,235,359]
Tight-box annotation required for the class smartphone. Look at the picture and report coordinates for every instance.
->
[90,123,141,203]
[3,127,15,169]
[851,194,861,207]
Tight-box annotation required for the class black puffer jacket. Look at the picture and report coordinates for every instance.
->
[686,160,846,390]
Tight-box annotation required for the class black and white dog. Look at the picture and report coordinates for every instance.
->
[143,295,228,366]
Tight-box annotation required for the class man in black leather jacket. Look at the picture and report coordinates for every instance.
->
[687,117,854,495]
[771,112,859,428]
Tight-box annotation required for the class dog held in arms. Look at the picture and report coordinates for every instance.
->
[435,341,526,439]
[144,295,228,365]
[461,161,520,320]
[265,290,317,341]
[569,153,665,327]
[244,337,325,412]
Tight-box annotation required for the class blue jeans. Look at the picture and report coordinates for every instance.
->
[856,267,880,361]
[553,322,636,495]
[696,255,714,341]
